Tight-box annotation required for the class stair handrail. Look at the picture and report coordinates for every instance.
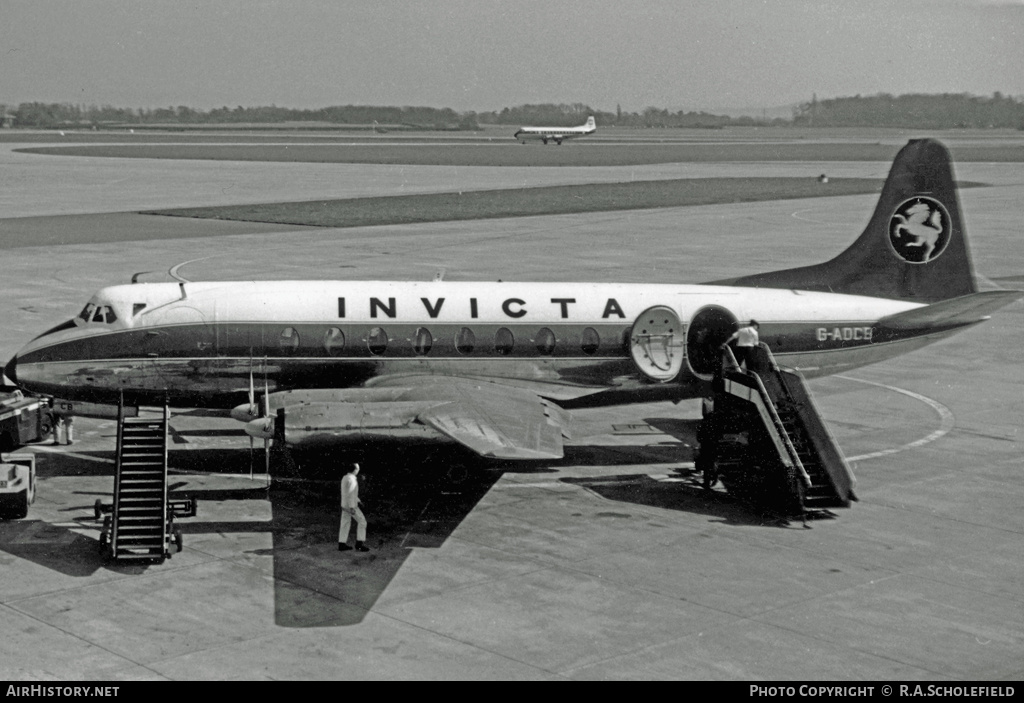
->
[756,341,856,502]
[160,400,170,558]
[744,370,813,490]
[719,345,810,484]
[776,366,856,502]
[111,392,125,552]
[719,344,741,371]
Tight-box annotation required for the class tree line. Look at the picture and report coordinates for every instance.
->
[793,92,1024,129]
[3,93,1023,130]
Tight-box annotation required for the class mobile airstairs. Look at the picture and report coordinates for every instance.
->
[697,344,857,521]
[96,401,196,562]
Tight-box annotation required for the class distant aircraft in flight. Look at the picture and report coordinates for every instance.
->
[514,116,596,145]
[6,140,1020,463]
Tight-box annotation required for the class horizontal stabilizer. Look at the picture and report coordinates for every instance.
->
[878,290,1023,330]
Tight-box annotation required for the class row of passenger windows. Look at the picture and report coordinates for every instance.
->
[277,326,604,357]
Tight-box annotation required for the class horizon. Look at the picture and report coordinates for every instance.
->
[8,90,1024,120]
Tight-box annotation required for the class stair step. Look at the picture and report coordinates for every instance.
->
[109,412,172,563]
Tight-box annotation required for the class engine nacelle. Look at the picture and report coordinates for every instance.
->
[247,400,446,449]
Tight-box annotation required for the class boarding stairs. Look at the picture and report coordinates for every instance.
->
[702,344,857,518]
[96,401,195,562]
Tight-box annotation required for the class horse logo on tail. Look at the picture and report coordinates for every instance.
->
[889,197,951,264]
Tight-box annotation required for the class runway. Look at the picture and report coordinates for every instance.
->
[1,132,1022,680]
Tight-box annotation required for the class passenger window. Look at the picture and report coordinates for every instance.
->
[494,327,514,356]
[535,327,555,355]
[323,327,345,356]
[581,327,600,355]
[413,327,432,356]
[455,327,475,355]
[279,327,299,351]
[367,327,388,356]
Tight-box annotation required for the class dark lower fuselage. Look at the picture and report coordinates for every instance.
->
[10,317,970,410]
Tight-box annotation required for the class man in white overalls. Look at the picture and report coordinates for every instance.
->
[723,319,760,369]
[338,463,369,552]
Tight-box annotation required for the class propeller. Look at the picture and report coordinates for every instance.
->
[241,359,274,483]
[238,355,274,485]
[263,373,271,477]
[230,355,261,422]
[248,356,255,480]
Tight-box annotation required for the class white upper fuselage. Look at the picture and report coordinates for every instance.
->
[19,279,917,331]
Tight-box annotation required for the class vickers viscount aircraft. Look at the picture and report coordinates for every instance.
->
[5,140,1021,462]
[514,115,596,145]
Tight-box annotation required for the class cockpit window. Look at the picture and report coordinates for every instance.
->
[80,304,117,324]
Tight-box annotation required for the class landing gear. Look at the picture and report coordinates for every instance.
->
[98,516,111,554]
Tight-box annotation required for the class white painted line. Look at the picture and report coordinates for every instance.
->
[836,375,956,462]
[30,445,115,464]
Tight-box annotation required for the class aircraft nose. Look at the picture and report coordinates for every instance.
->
[3,356,16,385]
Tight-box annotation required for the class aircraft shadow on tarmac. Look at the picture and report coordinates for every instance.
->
[0,423,795,627]
[0,444,508,628]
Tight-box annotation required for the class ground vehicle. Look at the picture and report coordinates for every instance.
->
[0,387,49,452]
[0,454,36,519]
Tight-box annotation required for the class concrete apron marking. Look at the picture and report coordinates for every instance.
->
[30,445,115,464]
[836,375,956,462]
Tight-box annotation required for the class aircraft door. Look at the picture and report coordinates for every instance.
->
[630,306,685,382]
[685,305,738,379]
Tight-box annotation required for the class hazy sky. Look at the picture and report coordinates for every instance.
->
[2,0,1023,112]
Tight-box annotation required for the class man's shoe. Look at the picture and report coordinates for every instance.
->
[355,542,369,552]
[338,543,352,551]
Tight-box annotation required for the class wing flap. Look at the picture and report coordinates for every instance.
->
[416,382,570,460]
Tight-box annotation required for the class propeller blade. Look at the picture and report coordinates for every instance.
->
[248,362,255,414]
[264,366,271,477]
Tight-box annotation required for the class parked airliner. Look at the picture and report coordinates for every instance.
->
[514,116,596,145]
[5,140,1020,460]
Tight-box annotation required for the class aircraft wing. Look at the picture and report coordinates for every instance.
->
[414,379,571,460]
[260,376,574,460]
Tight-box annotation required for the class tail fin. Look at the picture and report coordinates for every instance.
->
[585,116,596,130]
[717,139,976,302]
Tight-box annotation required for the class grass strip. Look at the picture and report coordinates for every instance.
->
[144,177,890,228]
